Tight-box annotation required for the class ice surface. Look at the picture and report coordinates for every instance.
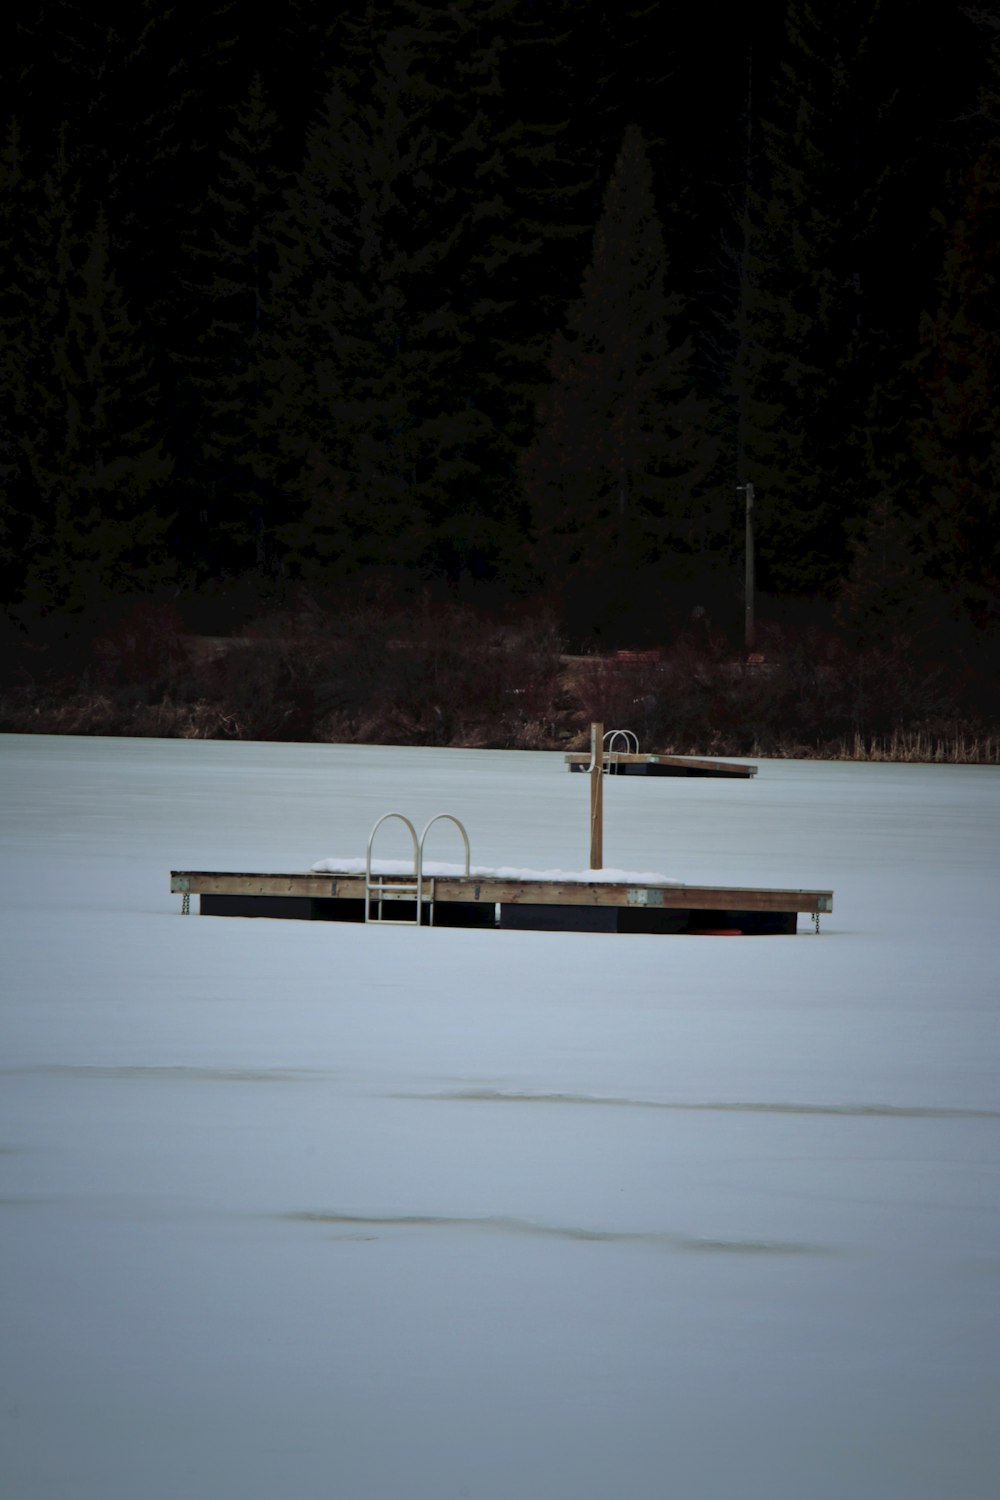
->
[1,734,999,1500]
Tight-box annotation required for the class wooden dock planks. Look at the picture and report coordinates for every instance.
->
[170,870,832,934]
[171,869,828,912]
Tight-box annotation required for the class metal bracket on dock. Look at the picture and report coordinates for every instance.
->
[811,893,832,932]
[365,812,472,927]
[626,887,665,906]
[172,874,192,914]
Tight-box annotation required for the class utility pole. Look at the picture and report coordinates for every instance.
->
[734,51,757,660]
[737,483,755,652]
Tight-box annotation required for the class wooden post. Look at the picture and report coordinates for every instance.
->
[589,721,603,869]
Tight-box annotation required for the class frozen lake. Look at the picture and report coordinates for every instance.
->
[2,733,998,1499]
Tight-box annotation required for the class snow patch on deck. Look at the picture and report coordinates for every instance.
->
[311,857,681,885]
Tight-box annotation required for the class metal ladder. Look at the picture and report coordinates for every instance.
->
[603,728,638,772]
[365,812,471,926]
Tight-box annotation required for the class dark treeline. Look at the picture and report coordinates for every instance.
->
[1,1,997,728]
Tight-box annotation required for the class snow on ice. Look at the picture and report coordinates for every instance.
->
[1,733,999,1500]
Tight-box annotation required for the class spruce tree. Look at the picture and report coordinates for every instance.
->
[4,169,173,615]
[173,76,287,583]
[732,0,898,602]
[524,124,712,641]
[269,20,487,587]
[0,130,81,610]
[911,83,1000,629]
[0,120,33,599]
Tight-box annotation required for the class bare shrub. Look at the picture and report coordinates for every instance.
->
[567,653,670,748]
[0,692,121,736]
[90,601,189,695]
[2,591,995,760]
[357,603,564,748]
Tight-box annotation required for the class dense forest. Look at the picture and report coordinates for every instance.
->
[0,1,997,752]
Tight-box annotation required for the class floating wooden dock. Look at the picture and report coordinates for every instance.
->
[169,740,828,938]
[170,869,832,935]
[565,751,757,778]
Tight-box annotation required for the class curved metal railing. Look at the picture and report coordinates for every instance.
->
[603,728,639,771]
[419,814,471,927]
[365,811,472,926]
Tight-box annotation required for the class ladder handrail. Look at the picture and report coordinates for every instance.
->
[604,728,639,771]
[365,812,420,924]
[365,811,473,926]
[419,814,471,926]
[604,728,639,753]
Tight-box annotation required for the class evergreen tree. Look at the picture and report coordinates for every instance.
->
[5,4,212,292]
[836,492,925,645]
[731,0,900,601]
[2,0,988,648]
[269,18,489,586]
[26,206,173,613]
[0,129,81,608]
[0,119,33,598]
[828,3,988,645]
[0,128,173,618]
[173,75,287,583]
[524,125,713,640]
[911,52,1000,629]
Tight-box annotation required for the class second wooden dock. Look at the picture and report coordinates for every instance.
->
[565,751,757,778]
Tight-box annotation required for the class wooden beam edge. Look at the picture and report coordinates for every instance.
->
[170,871,833,913]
